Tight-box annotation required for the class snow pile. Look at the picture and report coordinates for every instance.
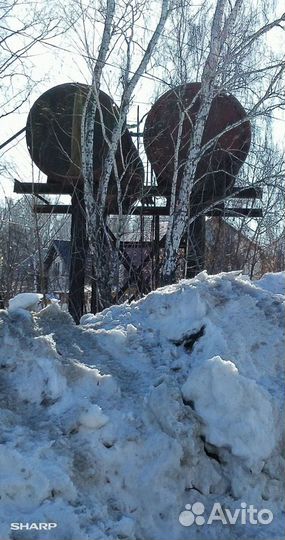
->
[253,271,285,295]
[8,292,43,313]
[0,272,284,540]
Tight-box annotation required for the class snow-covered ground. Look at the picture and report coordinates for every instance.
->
[0,271,284,540]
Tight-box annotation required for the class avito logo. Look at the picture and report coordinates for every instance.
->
[179,501,273,526]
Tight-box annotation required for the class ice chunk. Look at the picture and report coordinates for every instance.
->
[8,292,43,312]
[182,356,277,463]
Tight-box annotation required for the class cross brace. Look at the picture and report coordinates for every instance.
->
[14,180,262,200]
[33,203,263,218]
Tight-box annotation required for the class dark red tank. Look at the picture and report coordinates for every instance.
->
[143,83,251,211]
[26,83,144,212]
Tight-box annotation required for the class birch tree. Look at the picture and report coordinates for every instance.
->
[78,0,173,308]
[159,0,285,283]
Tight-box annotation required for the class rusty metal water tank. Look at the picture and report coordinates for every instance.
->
[143,83,251,211]
[26,83,144,211]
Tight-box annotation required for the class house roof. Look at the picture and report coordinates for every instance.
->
[53,240,71,269]
[44,240,71,272]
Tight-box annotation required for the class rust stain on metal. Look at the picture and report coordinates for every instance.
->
[143,82,251,212]
[26,83,144,212]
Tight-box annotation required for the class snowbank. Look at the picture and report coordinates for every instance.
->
[8,292,43,313]
[253,271,285,295]
[0,272,284,540]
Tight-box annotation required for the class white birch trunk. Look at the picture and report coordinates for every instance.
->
[162,0,244,284]
[81,0,115,244]
[81,0,170,307]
